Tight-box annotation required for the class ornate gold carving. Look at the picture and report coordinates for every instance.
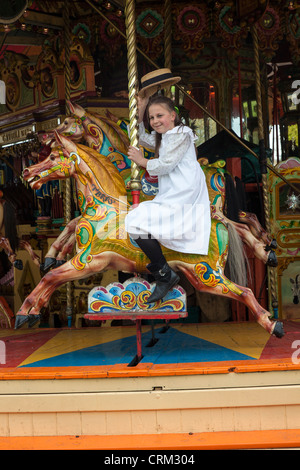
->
[277,228,300,249]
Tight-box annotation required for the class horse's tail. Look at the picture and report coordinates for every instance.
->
[226,222,248,287]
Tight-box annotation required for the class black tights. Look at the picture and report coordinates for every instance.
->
[133,234,166,269]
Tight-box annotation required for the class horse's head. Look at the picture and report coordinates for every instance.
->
[290,274,300,305]
[37,105,84,147]
[68,100,130,155]
[54,115,84,142]
[23,133,78,190]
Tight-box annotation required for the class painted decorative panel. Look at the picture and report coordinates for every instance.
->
[269,157,300,320]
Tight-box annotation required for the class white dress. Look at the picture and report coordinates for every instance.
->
[125,123,211,255]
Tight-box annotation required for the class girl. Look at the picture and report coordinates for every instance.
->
[125,95,211,303]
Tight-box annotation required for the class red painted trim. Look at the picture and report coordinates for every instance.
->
[84,311,187,320]
[131,190,140,206]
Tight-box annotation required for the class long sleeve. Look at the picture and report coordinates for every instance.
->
[126,121,156,149]
[138,121,156,149]
[146,132,191,176]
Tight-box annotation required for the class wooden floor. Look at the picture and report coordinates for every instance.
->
[0,320,299,449]
[0,320,299,377]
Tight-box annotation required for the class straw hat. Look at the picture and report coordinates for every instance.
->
[139,68,181,98]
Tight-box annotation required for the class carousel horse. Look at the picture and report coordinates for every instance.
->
[40,101,277,273]
[16,132,284,339]
[41,158,271,284]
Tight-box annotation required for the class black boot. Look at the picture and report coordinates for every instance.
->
[146,262,180,303]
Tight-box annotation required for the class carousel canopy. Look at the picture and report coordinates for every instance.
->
[0,0,299,157]
[0,1,298,64]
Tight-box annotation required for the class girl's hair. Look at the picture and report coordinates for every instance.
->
[147,95,182,157]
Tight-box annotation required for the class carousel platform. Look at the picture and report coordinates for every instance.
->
[0,320,300,450]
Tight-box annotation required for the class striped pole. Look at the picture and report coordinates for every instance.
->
[251,23,278,318]
[164,0,172,97]
[63,1,73,326]
[125,0,141,206]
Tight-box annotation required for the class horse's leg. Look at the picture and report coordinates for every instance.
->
[19,240,41,267]
[238,211,274,247]
[14,252,113,328]
[42,217,80,270]
[180,265,284,338]
[229,221,277,266]
[55,233,76,265]
[212,209,276,266]
[0,237,16,263]
[0,236,24,269]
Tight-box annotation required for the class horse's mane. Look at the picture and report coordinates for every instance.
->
[76,143,128,200]
[86,112,129,154]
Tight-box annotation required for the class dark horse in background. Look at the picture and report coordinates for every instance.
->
[291,274,300,305]
[0,189,40,273]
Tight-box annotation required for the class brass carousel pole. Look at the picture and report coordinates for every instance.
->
[63,0,73,326]
[125,0,141,205]
[164,0,172,97]
[251,23,278,318]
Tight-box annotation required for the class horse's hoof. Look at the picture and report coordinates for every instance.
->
[43,257,57,271]
[28,314,40,328]
[14,315,29,329]
[265,239,277,252]
[55,260,66,267]
[13,259,23,270]
[267,250,278,267]
[273,321,284,338]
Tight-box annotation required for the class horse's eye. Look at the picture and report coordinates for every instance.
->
[50,155,55,161]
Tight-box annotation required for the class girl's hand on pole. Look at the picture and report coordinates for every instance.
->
[138,95,149,108]
[127,145,148,168]
[137,95,149,122]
